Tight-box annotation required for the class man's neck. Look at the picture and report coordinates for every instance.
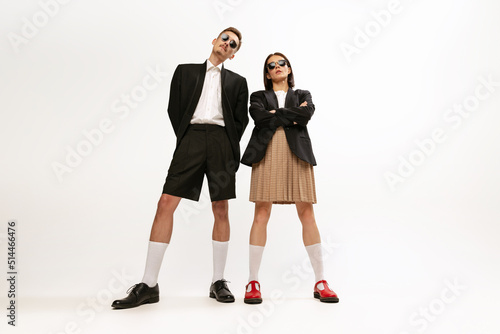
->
[208,53,224,67]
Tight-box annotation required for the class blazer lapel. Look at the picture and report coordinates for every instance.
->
[221,63,227,87]
[177,62,207,142]
[263,88,296,108]
[221,64,230,116]
[284,88,297,107]
[187,61,207,117]
[263,90,279,109]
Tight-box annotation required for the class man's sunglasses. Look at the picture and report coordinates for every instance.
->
[221,33,238,49]
[266,59,287,70]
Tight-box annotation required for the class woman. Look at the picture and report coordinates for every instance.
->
[241,52,339,303]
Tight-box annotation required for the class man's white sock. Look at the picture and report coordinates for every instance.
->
[141,241,168,287]
[212,240,229,282]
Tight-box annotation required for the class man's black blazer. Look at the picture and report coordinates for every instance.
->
[241,89,316,167]
[167,61,249,171]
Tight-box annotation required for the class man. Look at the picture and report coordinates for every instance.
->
[112,27,248,308]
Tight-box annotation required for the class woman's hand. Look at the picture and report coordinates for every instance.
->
[290,102,308,124]
[269,110,276,114]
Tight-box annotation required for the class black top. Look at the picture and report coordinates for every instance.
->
[241,88,316,166]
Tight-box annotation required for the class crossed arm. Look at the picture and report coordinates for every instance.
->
[249,90,315,129]
[269,101,308,124]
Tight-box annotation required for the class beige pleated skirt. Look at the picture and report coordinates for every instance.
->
[249,127,317,204]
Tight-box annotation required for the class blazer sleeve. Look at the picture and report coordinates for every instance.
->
[249,91,285,129]
[167,65,182,136]
[234,78,249,140]
[275,90,315,126]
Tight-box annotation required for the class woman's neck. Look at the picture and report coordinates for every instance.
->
[272,80,289,92]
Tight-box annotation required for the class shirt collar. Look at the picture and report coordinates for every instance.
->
[206,59,222,72]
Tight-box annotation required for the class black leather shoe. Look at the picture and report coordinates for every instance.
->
[209,279,235,303]
[111,283,159,309]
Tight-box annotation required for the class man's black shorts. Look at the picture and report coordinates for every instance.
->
[162,124,236,201]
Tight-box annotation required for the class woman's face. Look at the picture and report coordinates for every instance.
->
[266,55,291,82]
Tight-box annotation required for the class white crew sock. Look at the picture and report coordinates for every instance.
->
[212,240,229,282]
[248,245,265,282]
[141,241,168,287]
[305,243,325,282]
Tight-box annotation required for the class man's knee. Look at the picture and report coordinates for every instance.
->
[158,194,181,213]
[212,200,229,220]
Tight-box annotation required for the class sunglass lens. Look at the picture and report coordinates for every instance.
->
[267,60,287,70]
[221,33,237,49]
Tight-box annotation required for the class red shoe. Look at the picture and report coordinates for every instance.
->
[244,281,262,304]
[314,280,339,303]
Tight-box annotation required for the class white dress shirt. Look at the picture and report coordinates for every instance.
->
[275,90,287,108]
[190,59,225,126]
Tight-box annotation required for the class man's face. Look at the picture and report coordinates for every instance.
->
[212,31,239,61]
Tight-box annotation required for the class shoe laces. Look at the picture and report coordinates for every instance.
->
[126,284,137,294]
[214,279,231,291]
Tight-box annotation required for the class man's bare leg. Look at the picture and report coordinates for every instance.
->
[112,194,182,309]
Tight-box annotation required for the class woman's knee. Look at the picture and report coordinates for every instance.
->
[254,203,272,225]
[296,203,315,223]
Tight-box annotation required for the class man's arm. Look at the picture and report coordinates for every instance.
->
[233,77,249,140]
[167,65,182,136]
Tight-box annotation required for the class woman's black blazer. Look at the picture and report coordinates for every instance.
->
[241,88,316,166]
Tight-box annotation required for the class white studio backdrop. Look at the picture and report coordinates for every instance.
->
[1,0,499,333]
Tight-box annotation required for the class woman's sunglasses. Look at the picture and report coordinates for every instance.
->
[266,59,287,70]
[221,33,238,49]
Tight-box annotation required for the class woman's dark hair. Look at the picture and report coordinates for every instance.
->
[263,52,295,90]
